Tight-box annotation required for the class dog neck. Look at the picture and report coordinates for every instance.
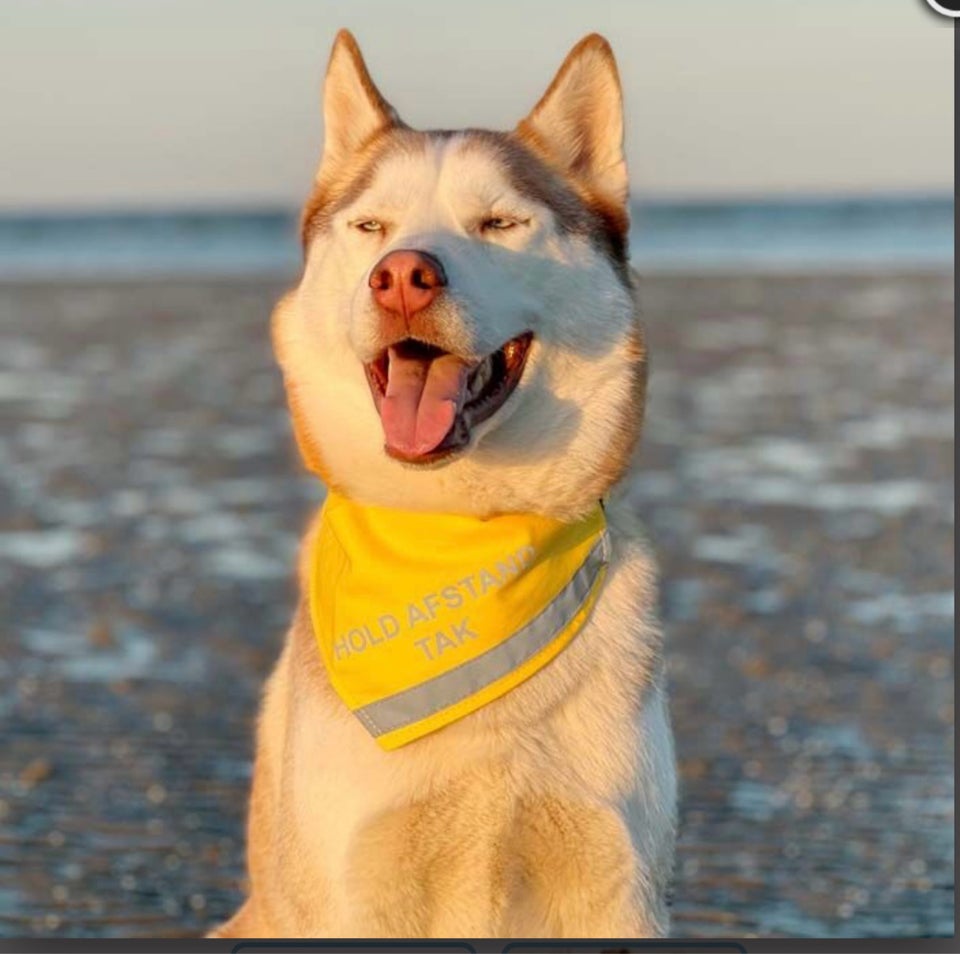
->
[308,490,610,749]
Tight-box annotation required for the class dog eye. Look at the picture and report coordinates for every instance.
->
[354,219,384,233]
[480,216,519,232]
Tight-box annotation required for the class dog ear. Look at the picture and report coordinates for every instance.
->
[319,30,402,178]
[516,34,628,213]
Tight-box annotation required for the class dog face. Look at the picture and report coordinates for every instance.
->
[273,30,646,519]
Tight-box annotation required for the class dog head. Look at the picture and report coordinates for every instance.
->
[273,30,646,519]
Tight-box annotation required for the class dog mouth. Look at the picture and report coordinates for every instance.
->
[363,332,533,465]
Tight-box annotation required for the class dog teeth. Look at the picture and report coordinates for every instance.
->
[468,356,494,399]
[453,416,471,442]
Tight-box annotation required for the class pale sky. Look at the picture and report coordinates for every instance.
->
[0,0,953,211]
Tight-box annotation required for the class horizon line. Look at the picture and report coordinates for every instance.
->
[0,189,953,221]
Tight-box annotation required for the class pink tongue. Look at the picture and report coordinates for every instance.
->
[381,347,469,457]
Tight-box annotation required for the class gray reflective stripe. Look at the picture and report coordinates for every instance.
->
[355,531,611,737]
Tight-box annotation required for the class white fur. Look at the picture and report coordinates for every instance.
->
[212,30,677,940]
[277,135,639,519]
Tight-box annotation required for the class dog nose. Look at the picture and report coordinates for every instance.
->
[369,250,447,319]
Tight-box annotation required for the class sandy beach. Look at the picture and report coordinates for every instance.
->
[0,270,953,938]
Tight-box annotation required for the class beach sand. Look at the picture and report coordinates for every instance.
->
[0,270,953,938]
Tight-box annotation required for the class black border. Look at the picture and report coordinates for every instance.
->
[925,0,960,18]
[0,10,954,954]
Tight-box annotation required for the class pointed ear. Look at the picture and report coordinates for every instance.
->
[319,30,402,178]
[516,34,628,212]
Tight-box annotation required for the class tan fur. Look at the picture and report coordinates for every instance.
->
[516,34,631,242]
[271,290,339,489]
[596,275,649,494]
[210,30,677,939]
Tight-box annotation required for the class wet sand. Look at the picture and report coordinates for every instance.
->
[0,271,953,938]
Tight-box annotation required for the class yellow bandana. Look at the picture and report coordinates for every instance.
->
[309,491,610,750]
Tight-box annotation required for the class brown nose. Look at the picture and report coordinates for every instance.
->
[368,250,447,320]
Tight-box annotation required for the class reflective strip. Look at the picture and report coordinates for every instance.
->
[355,531,611,737]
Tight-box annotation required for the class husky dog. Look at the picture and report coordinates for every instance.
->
[211,29,677,939]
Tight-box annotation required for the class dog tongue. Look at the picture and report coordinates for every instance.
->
[381,346,469,457]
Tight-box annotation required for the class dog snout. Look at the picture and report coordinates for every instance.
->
[368,250,447,323]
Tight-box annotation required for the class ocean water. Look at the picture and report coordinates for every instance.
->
[0,195,952,278]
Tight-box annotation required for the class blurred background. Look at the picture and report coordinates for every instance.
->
[0,0,953,940]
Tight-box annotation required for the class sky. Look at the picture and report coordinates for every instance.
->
[0,0,953,211]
